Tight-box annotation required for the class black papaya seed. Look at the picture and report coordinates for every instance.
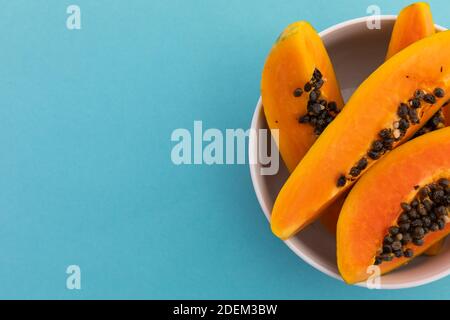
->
[424,93,436,104]
[433,87,445,98]
[404,248,414,258]
[337,175,347,187]
[397,103,409,118]
[389,226,400,235]
[313,68,322,80]
[409,98,421,109]
[394,250,403,258]
[293,88,303,97]
[379,128,393,139]
[314,79,324,89]
[414,89,425,99]
[367,150,381,160]
[356,158,368,170]
[327,101,337,112]
[349,166,361,177]
[304,82,312,92]
[371,140,384,152]
[401,203,412,211]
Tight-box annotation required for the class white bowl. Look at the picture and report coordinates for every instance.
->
[249,16,450,289]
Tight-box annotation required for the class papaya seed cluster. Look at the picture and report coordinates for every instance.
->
[414,109,446,137]
[295,68,340,135]
[337,87,446,188]
[374,178,450,265]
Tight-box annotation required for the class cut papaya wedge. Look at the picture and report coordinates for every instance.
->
[386,2,434,59]
[261,21,344,172]
[319,2,445,245]
[337,127,450,284]
[271,30,450,240]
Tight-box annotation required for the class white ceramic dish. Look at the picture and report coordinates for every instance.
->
[249,16,450,289]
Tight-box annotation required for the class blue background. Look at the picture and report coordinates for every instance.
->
[0,0,449,299]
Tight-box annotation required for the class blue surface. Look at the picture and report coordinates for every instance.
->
[0,0,449,299]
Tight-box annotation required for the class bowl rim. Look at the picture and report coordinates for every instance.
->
[249,15,449,289]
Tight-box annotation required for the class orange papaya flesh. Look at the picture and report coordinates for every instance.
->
[261,21,344,172]
[386,2,434,59]
[443,103,450,126]
[271,30,450,240]
[319,191,347,235]
[337,127,450,284]
[424,238,446,256]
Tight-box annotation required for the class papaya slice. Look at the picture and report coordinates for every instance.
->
[319,1,441,238]
[337,127,450,284]
[271,30,450,240]
[385,2,434,59]
[261,21,344,172]
[387,4,450,255]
